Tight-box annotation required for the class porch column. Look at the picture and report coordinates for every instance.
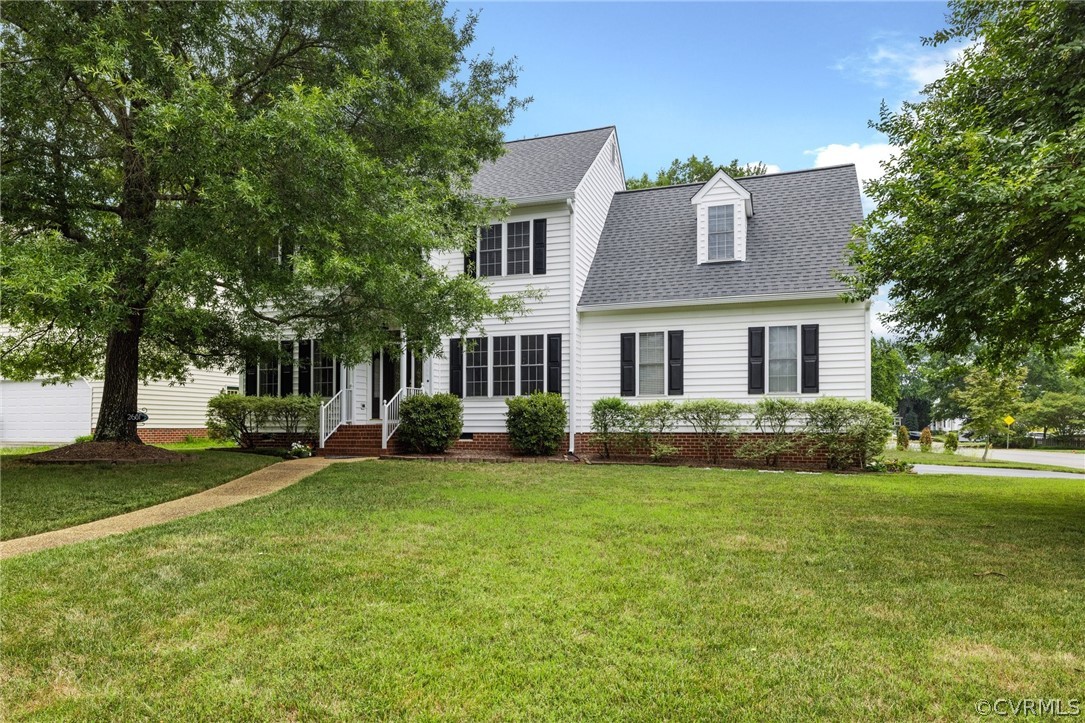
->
[400,332,408,392]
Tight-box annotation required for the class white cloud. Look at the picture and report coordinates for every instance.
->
[836,36,969,97]
[804,142,896,211]
[761,163,782,175]
[870,294,896,339]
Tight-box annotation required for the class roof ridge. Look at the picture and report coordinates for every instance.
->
[736,164,856,180]
[504,126,616,144]
[615,182,704,195]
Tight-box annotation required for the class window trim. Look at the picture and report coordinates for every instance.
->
[520,334,545,396]
[706,204,736,262]
[492,335,517,397]
[624,330,674,398]
[766,324,799,395]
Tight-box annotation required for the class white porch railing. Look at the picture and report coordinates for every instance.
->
[319,389,351,448]
[382,386,423,449]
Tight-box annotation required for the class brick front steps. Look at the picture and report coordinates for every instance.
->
[318,423,391,457]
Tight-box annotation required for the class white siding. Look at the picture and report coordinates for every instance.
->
[577,299,870,431]
[572,129,625,303]
[90,367,236,429]
[431,205,573,431]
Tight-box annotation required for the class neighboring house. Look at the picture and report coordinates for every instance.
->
[241,126,871,456]
[0,370,236,444]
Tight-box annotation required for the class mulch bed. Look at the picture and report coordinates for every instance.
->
[21,442,188,465]
[383,448,575,464]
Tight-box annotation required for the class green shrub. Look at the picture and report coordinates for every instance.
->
[398,393,463,453]
[805,398,895,470]
[677,399,748,464]
[275,395,321,436]
[74,434,93,444]
[919,426,933,453]
[735,398,805,467]
[207,394,272,447]
[944,431,959,453]
[633,400,678,461]
[590,397,635,458]
[896,425,910,451]
[506,392,567,455]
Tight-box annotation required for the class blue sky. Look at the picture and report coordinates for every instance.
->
[452,1,967,335]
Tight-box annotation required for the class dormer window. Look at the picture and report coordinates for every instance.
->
[707,205,735,260]
[691,170,752,265]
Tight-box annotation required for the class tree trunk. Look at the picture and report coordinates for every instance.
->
[982,438,990,461]
[93,311,144,443]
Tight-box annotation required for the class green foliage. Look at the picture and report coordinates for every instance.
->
[868,458,915,474]
[505,393,567,456]
[626,156,769,190]
[633,400,679,461]
[842,1,1085,363]
[952,366,1028,460]
[805,398,896,470]
[919,427,933,453]
[735,398,805,467]
[1022,392,1085,440]
[944,431,959,454]
[398,394,463,454]
[871,338,907,409]
[74,435,93,444]
[0,2,529,440]
[896,425,910,452]
[590,397,635,459]
[677,399,748,464]
[206,394,316,448]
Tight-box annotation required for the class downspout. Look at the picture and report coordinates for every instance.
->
[567,196,577,454]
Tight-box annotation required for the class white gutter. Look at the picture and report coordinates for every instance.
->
[566,196,577,454]
[578,289,844,313]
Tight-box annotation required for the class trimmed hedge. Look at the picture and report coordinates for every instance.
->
[207,394,320,448]
[506,392,567,455]
[398,393,463,453]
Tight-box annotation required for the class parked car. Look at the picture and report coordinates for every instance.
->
[909,430,922,440]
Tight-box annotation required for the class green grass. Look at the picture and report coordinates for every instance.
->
[0,445,55,457]
[887,448,1084,474]
[0,450,276,540]
[2,462,1082,720]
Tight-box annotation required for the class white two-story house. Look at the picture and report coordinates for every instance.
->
[243,126,870,455]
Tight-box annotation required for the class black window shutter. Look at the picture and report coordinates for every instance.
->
[620,333,636,397]
[449,338,463,398]
[532,218,547,275]
[546,333,562,393]
[279,341,293,396]
[334,359,342,394]
[748,327,765,395]
[801,324,820,393]
[667,330,684,396]
[244,363,257,396]
[298,340,312,396]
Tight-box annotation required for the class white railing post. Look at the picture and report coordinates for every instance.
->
[319,389,345,448]
[381,386,423,449]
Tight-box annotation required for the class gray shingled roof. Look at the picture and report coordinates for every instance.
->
[472,127,615,200]
[578,165,864,307]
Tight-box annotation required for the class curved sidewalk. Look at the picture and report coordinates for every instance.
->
[912,463,1085,479]
[1,456,373,560]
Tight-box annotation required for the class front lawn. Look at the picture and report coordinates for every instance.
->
[2,462,1082,720]
[0,450,277,540]
[887,448,1084,474]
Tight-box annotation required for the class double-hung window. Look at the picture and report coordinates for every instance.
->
[479,224,503,277]
[520,334,544,394]
[258,358,279,396]
[312,341,336,397]
[708,205,735,261]
[465,338,489,397]
[638,331,665,395]
[506,221,531,275]
[492,336,517,396]
[767,325,798,393]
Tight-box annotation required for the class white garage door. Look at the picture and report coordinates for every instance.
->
[0,380,92,443]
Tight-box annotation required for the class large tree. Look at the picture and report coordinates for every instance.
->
[626,155,769,190]
[1,1,527,442]
[870,337,906,410]
[843,1,1085,364]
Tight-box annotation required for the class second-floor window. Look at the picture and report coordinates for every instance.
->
[506,221,531,275]
[479,224,503,277]
[708,205,735,261]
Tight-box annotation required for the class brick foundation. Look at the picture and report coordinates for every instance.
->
[89,427,211,444]
[573,432,833,470]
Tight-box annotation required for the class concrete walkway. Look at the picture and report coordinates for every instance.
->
[0,456,374,560]
[913,463,1085,480]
